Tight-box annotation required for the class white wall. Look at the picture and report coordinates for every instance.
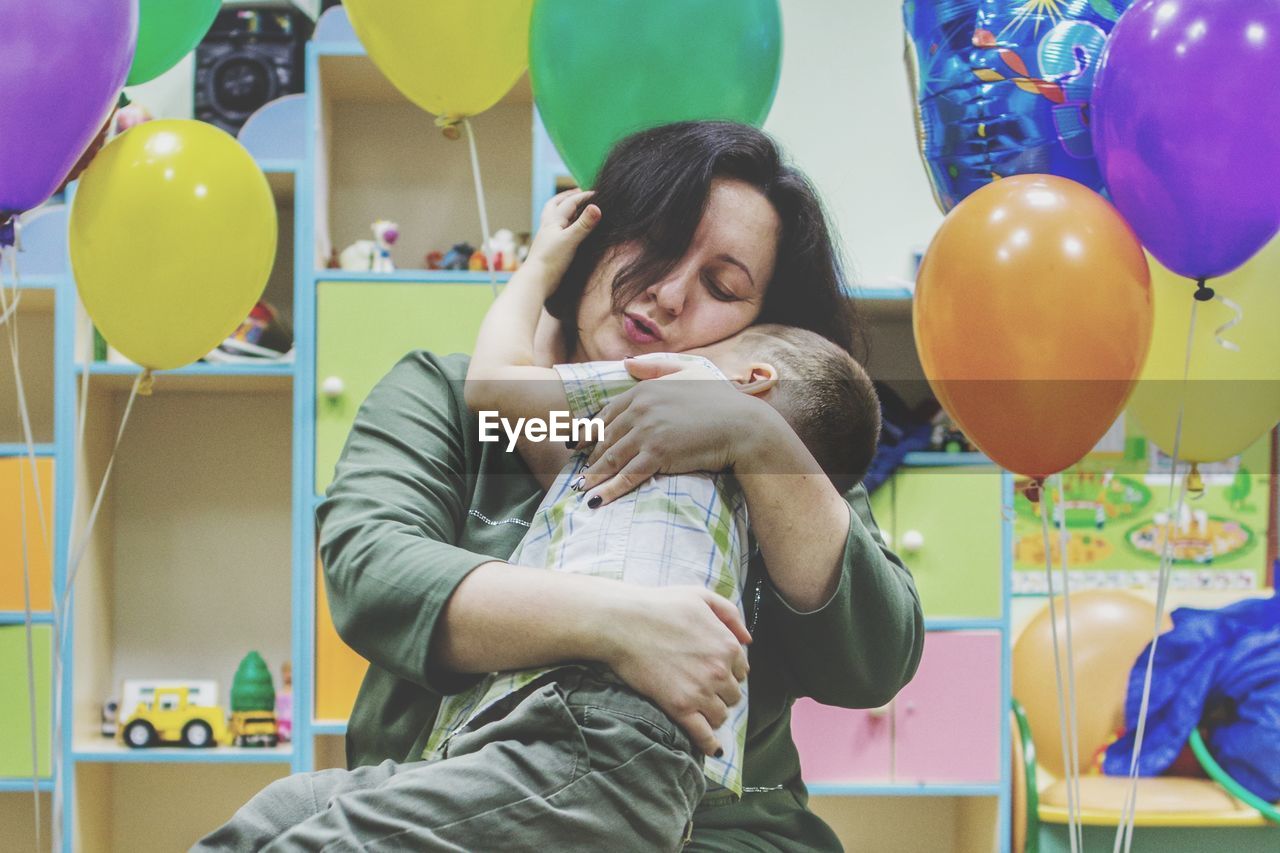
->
[122,54,195,120]
[764,0,942,286]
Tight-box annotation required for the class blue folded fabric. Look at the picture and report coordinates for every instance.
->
[862,420,933,496]
[1103,592,1280,803]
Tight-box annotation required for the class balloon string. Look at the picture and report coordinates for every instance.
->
[1210,293,1242,353]
[0,287,18,328]
[462,118,500,299]
[48,366,143,853]
[59,371,144,640]
[1192,275,1242,351]
[1,239,50,851]
[55,369,145,737]
[1114,297,1197,853]
[1040,489,1080,853]
[1055,473,1085,853]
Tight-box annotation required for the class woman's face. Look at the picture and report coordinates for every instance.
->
[573,178,781,361]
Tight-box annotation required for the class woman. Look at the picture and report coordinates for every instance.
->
[208,121,923,851]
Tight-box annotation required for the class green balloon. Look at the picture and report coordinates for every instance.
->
[530,0,782,187]
[127,0,221,86]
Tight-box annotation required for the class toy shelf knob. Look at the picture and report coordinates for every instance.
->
[901,529,925,553]
[322,376,345,399]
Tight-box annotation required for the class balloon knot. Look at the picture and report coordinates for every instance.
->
[0,217,15,248]
[137,369,155,397]
[1019,478,1044,503]
[1185,463,1204,495]
[435,114,463,140]
[1193,277,1215,302]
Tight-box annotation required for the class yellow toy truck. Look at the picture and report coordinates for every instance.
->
[229,710,279,747]
[120,686,231,748]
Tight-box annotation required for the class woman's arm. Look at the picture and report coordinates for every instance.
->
[317,352,495,693]
[576,360,924,707]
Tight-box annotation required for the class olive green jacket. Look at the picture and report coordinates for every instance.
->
[317,352,924,849]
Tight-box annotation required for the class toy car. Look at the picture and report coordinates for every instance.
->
[230,710,279,747]
[120,686,230,748]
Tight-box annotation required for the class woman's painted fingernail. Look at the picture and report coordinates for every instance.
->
[588,495,602,509]
[714,748,724,758]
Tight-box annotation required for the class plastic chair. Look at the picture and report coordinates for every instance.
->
[1010,590,1272,852]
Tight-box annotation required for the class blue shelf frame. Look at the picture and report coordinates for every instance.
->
[76,362,295,380]
[924,617,1005,632]
[902,451,992,468]
[7,274,60,289]
[257,158,302,176]
[70,747,294,765]
[314,269,513,285]
[848,286,914,301]
[0,444,55,457]
[0,612,53,626]
[0,778,53,793]
[809,782,1003,797]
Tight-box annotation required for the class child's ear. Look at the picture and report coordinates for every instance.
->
[736,362,778,397]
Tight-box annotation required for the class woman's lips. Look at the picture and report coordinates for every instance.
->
[623,313,662,345]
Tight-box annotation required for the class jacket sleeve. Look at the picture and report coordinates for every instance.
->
[316,352,490,695]
[766,483,925,708]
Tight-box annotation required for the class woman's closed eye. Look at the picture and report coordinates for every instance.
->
[702,272,738,302]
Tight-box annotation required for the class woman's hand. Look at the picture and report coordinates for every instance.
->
[576,357,763,507]
[599,584,751,757]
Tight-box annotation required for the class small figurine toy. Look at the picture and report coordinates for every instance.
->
[339,220,400,272]
[440,242,475,270]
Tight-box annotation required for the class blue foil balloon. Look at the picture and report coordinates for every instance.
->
[904,0,1131,212]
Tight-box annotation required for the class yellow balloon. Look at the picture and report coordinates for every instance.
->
[1127,236,1280,463]
[70,120,277,371]
[344,0,534,122]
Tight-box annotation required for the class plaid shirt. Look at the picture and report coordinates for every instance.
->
[424,356,752,795]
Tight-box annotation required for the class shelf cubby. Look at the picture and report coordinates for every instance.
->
[73,762,287,853]
[68,386,294,754]
[313,50,535,274]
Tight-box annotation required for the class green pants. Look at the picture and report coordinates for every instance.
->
[195,670,705,852]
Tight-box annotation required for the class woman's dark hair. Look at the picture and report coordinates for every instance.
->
[545,121,864,359]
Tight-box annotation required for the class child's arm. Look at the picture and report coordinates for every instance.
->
[464,189,600,421]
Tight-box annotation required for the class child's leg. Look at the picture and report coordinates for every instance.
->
[252,672,703,852]
[192,758,409,851]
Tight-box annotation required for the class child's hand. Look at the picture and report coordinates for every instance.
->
[525,188,601,280]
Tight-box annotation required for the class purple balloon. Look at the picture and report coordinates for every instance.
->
[1093,0,1280,280]
[0,0,137,220]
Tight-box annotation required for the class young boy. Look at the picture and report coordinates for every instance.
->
[424,191,881,815]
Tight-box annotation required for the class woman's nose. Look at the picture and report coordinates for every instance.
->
[649,274,691,317]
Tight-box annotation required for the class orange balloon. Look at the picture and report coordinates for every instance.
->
[914,175,1153,479]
